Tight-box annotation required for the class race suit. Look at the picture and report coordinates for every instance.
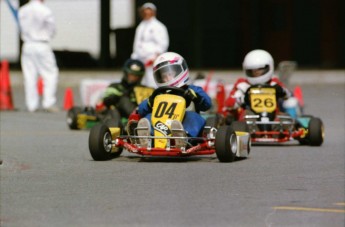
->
[103,79,148,118]
[18,0,59,112]
[225,77,298,118]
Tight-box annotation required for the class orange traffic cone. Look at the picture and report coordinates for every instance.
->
[63,87,74,110]
[37,76,43,96]
[0,60,14,110]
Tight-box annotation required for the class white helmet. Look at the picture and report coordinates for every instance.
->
[153,52,190,88]
[243,49,274,85]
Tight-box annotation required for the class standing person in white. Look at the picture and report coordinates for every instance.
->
[18,0,59,112]
[131,2,169,88]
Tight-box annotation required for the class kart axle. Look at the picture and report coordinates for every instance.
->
[115,139,215,156]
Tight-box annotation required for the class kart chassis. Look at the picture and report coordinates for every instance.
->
[244,114,305,143]
[110,126,248,158]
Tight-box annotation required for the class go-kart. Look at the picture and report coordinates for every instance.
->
[226,84,324,146]
[66,86,154,130]
[88,86,251,162]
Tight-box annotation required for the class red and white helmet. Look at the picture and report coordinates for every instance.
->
[153,52,190,88]
[243,49,274,85]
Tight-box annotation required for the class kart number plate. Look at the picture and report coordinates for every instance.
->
[250,88,276,113]
[152,94,186,148]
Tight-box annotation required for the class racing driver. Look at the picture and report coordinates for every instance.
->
[99,59,151,119]
[137,52,212,147]
[224,49,300,122]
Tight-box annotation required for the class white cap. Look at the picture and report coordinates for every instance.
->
[141,2,157,11]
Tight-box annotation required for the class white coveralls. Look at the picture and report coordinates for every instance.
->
[18,0,59,112]
[131,17,169,88]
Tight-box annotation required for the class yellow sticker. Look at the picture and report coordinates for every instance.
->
[249,88,277,113]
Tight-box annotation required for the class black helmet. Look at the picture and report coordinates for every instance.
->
[122,59,145,86]
[123,59,145,77]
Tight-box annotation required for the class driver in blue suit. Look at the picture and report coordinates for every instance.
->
[137,52,211,147]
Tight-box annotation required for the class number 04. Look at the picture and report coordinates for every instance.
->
[154,102,177,118]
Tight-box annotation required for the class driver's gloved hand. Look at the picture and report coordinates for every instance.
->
[184,88,198,101]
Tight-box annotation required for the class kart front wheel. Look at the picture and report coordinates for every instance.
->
[308,117,324,146]
[89,123,123,161]
[215,126,237,162]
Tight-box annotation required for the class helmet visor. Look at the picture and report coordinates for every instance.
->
[125,65,144,77]
[245,65,269,77]
[154,65,183,84]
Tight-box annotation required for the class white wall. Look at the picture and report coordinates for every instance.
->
[0,0,134,61]
[1,0,20,61]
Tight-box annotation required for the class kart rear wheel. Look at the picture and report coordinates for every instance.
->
[215,126,237,162]
[67,106,83,130]
[104,118,121,129]
[103,108,122,128]
[89,123,123,161]
[308,117,324,146]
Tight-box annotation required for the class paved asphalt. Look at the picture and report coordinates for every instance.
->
[0,71,344,227]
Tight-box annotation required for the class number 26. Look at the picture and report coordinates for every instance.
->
[253,98,274,108]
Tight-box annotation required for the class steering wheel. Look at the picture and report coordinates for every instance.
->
[151,86,186,99]
[150,86,193,108]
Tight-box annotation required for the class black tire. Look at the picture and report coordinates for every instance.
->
[89,123,123,161]
[67,106,83,130]
[308,117,324,146]
[231,121,249,132]
[103,108,121,121]
[298,138,309,145]
[84,106,96,115]
[225,114,235,125]
[104,119,121,129]
[102,108,122,128]
[215,126,237,162]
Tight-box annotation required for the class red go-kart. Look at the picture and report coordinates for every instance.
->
[88,86,251,162]
[225,84,324,146]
